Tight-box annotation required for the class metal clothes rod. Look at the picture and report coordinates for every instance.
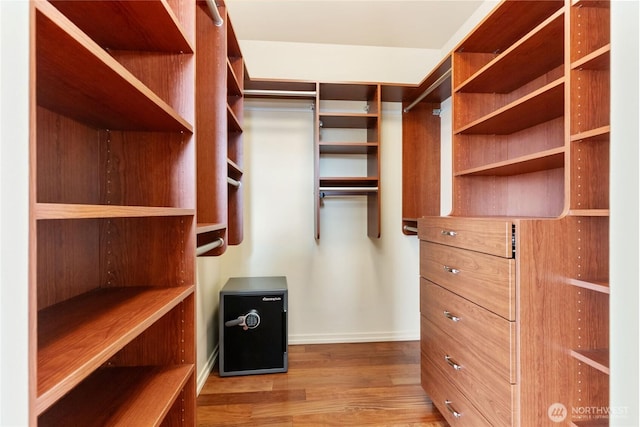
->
[227,177,241,188]
[403,225,418,233]
[196,238,224,256]
[403,68,452,113]
[244,89,318,98]
[205,0,224,27]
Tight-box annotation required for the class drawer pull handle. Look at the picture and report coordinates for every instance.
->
[444,400,462,418]
[445,355,462,371]
[443,311,460,322]
[441,230,457,237]
[443,265,460,275]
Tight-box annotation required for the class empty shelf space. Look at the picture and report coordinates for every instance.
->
[570,349,610,375]
[36,285,194,413]
[319,142,378,154]
[35,1,192,132]
[572,44,610,70]
[38,365,193,426]
[48,0,193,52]
[34,203,194,220]
[567,278,610,294]
[227,105,243,132]
[456,78,564,135]
[456,10,564,94]
[455,147,565,177]
[228,159,243,177]
[319,113,378,129]
[227,60,243,97]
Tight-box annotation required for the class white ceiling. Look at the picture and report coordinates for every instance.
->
[225,0,484,50]
[224,0,490,84]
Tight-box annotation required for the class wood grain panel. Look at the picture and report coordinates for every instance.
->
[421,242,515,320]
[420,279,516,382]
[418,216,513,258]
[421,317,515,426]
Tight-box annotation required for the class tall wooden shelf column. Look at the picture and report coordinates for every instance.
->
[315,83,382,239]
[410,0,611,425]
[195,0,245,256]
[399,56,450,235]
[31,0,196,424]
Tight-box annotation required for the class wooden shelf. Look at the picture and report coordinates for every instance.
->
[196,223,226,235]
[36,286,194,414]
[456,78,565,135]
[567,278,610,294]
[571,126,610,142]
[572,44,610,70]
[455,147,564,177]
[570,419,610,427]
[568,209,610,217]
[570,349,610,375]
[39,365,193,426]
[319,142,378,154]
[228,158,243,178]
[572,0,610,9]
[456,10,564,94]
[227,105,243,132]
[35,1,192,132]
[48,0,193,52]
[319,113,378,129]
[227,59,243,97]
[34,203,194,220]
[319,177,378,187]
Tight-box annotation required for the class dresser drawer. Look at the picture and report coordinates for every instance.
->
[421,353,492,427]
[420,241,515,320]
[418,217,514,258]
[420,279,516,383]
[421,316,516,426]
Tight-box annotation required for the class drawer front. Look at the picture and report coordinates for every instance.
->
[420,279,516,383]
[420,241,515,320]
[421,316,515,426]
[418,216,514,258]
[421,353,492,427]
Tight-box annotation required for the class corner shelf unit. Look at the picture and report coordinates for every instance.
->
[195,0,245,256]
[31,0,196,425]
[410,0,611,425]
[315,83,382,239]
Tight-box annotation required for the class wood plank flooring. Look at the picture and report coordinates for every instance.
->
[197,341,448,426]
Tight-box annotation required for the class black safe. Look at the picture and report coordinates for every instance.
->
[219,276,288,376]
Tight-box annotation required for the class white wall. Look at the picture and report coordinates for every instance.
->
[610,1,640,424]
[213,99,421,344]
[0,1,30,425]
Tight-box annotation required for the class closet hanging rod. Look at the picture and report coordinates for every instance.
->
[196,238,224,256]
[227,177,241,188]
[244,89,318,98]
[403,69,451,113]
[205,0,224,27]
[403,225,418,233]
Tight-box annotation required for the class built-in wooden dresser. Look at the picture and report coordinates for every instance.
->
[419,217,516,426]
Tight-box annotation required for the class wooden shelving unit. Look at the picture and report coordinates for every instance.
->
[412,0,611,425]
[315,83,382,239]
[195,0,245,256]
[31,0,196,424]
[399,55,449,235]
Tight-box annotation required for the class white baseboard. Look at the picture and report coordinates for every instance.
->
[288,330,419,345]
[197,344,218,395]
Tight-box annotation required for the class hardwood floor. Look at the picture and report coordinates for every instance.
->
[197,341,448,426]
